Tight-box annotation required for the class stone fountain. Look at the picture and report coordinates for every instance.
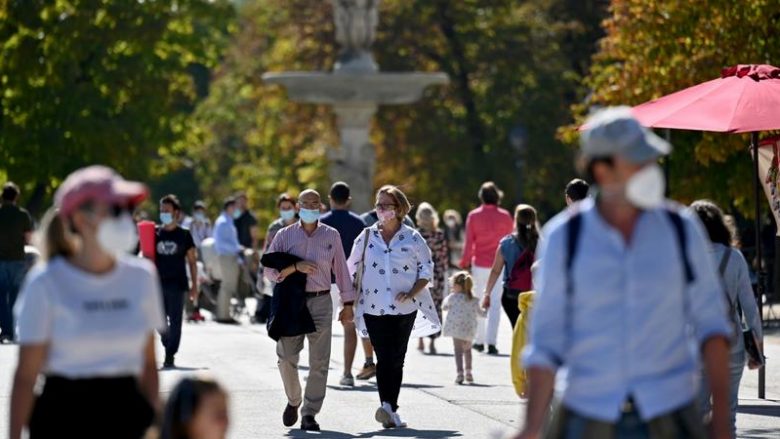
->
[262,0,449,212]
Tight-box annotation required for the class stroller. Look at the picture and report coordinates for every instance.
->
[197,238,260,321]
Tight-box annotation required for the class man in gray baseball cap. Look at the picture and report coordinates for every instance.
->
[515,106,732,439]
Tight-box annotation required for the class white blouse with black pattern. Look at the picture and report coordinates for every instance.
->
[348,224,441,338]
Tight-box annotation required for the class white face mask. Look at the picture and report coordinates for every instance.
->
[625,164,665,210]
[97,212,138,255]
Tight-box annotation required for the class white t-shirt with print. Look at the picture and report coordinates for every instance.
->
[14,256,165,378]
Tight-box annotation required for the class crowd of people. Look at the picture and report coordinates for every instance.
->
[0,106,767,438]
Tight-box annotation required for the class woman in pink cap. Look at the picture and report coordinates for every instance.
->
[9,166,165,439]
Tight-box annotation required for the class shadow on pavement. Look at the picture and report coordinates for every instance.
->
[355,428,463,438]
[327,384,378,392]
[286,429,355,438]
[159,366,210,372]
[401,383,444,390]
[737,404,780,417]
[736,427,780,439]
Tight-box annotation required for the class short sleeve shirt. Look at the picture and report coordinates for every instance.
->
[14,256,165,378]
[0,203,34,261]
[235,211,258,248]
[155,226,195,290]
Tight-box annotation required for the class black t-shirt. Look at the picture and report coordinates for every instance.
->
[0,203,33,261]
[154,226,195,290]
[234,211,258,248]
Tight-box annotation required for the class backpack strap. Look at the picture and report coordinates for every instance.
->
[665,210,695,284]
[565,212,583,298]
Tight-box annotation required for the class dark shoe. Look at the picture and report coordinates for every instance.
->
[282,403,299,427]
[472,343,484,352]
[163,355,175,369]
[487,345,499,355]
[301,415,320,431]
[216,318,240,325]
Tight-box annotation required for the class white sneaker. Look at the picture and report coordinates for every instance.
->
[375,402,396,428]
[392,412,407,428]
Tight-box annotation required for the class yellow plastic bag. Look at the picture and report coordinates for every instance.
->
[511,290,536,398]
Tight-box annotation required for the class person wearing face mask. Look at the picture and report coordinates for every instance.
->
[263,189,356,432]
[9,166,165,439]
[155,194,198,368]
[189,201,213,251]
[212,197,244,324]
[515,107,732,439]
[347,186,441,429]
[252,193,298,325]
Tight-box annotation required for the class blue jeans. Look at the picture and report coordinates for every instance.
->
[159,285,186,357]
[0,260,26,338]
[698,339,746,437]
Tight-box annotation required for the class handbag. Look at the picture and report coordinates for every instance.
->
[353,229,371,293]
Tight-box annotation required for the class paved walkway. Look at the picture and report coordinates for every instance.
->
[1,306,778,438]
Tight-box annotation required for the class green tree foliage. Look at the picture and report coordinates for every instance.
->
[0,0,234,214]
[566,0,780,214]
[185,0,608,227]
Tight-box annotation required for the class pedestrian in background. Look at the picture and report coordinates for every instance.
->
[564,179,590,206]
[161,376,230,439]
[156,194,198,368]
[482,204,540,328]
[189,201,213,251]
[0,182,33,343]
[234,192,259,252]
[264,193,298,251]
[213,197,243,324]
[10,166,164,439]
[442,209,464,268]
[459,181,513,355]
[518,107,732,439]
[320,182,373,387]
[415,201,449,355]
[692,200,764,437]
[348,185,440,429]
[442,271,484,385]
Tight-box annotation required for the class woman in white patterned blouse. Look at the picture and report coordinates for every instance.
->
[348,185,440,429]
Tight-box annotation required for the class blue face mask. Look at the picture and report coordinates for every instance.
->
[194,212,206,222]
[160,212,174,225]
[280,209,296,221]
[232,209,242,219]
[299,208,320,224]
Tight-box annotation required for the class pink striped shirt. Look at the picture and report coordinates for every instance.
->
[263,221,357,302]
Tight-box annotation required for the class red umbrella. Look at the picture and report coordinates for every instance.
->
[630,64,780,399]
[632,64,780,133]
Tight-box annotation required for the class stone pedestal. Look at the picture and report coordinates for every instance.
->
[328,104,377,212]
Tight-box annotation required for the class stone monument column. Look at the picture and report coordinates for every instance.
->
[327,104,377,212]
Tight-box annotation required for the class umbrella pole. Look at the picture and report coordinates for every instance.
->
[664,129,672,197]
[751,131,766,399]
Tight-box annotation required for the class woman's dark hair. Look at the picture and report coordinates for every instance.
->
[478,181,502,205]
[690,200,732,246]
[161,377,226,439]
[2,182,20,202]
[565,179,590,202]
[514,204,540,253]
[277,193,296,208]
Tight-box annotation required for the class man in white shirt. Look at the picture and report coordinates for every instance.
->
[213,197,244,323]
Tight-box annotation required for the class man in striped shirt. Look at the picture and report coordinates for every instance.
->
[264,189,356,432]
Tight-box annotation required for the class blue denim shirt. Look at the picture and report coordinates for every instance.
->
[523,198,731,422]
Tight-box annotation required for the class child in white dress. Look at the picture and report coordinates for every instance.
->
[442,271,485,384]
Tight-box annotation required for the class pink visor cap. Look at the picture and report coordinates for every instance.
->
[54,165,149,218]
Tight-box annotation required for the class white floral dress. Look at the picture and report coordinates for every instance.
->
[348,224,441,338]
[441,293,484,341]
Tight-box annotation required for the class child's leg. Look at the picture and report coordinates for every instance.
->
[453,338,464,373]
[464,339,473,372]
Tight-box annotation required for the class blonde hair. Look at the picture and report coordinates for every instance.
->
[376,185,412,220]
[415,202,439,232]
[450,270,475,300]
[37,207,76,261]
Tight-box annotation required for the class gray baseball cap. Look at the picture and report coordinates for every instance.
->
[580,106,670,163]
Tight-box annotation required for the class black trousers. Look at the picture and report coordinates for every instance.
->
[29,376,154,439]
[160,284,186,357]
[364,312,416,412]
[501,288,521,328]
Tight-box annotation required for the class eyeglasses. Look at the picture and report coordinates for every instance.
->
[81,203,135,218]
[375,203,398,211]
